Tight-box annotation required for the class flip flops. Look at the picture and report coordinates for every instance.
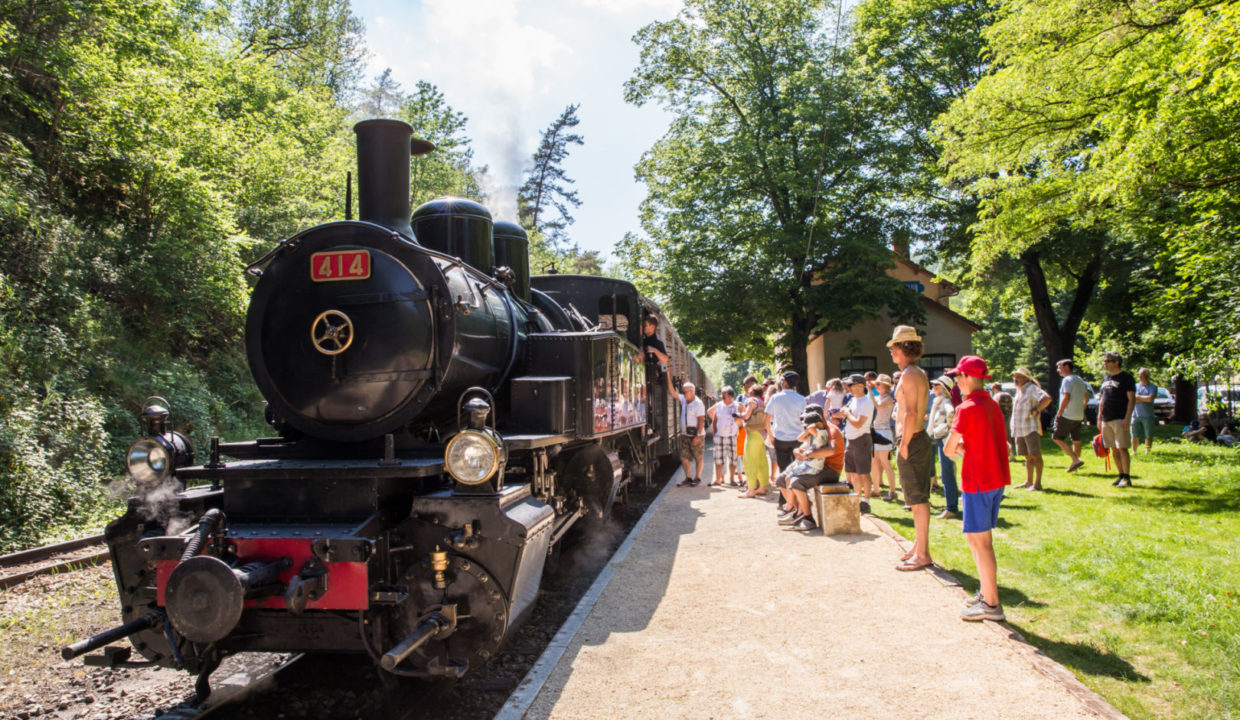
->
[896,559,933,572]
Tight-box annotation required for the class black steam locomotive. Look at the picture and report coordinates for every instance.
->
[61,119,711,697]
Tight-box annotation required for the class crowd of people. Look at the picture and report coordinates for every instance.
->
[645,320,1193,623]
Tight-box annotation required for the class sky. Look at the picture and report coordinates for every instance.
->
[351,0,684,263]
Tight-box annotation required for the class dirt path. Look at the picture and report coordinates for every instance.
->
[522,453,1116,719]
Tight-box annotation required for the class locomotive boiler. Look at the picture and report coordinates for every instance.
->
[61,118,711,698]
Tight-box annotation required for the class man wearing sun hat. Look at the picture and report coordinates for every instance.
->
[1011,367,1052,490]
[888,325,934,571]
[944,355,1011,621]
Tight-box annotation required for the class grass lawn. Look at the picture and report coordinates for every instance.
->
[871,426,1239,720]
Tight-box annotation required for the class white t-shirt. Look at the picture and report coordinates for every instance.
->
[680,396,706,434]
[710,400,740,437]
[825,389,848,413]
[843,393,875,440]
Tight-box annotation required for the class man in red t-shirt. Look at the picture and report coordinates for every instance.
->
[944,355,1011,622]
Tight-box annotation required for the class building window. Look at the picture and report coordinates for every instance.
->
[840,356,877,375]
[920,353,956,379]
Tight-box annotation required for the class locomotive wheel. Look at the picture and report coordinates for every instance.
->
[388,554,508,674]
[561,445,621,521]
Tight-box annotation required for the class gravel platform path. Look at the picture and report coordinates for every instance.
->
[520,451,1113,720]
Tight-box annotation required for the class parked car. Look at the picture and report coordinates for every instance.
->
[1088,385,1174,423]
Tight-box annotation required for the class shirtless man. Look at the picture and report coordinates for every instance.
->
[888,326,933,571]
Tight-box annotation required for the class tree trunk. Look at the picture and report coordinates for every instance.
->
[786,311,813,394]
[1173,374,1196,423]
[1020,247,1103,403]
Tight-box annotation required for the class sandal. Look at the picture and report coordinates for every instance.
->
[896,559,933,572]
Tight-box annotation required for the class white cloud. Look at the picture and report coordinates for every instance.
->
[575,0,682,15]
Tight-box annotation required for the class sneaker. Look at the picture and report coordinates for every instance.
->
[960,601,1005,622]
[677,478,692,487]
[937,509,960,520]
[1111,477,1123,486]
[690,477,702,487]
[859,500,871,514]
[1066,459,1084,473]
[1115,477,1131,488]
[963,590,984,607]
[777,506,796,518]
[794,516,817,531]
[778,511,804,526]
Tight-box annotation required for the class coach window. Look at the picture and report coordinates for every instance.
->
[919,353,956,380]
[840,356,877,375]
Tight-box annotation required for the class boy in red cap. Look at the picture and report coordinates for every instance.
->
[944,355,1011,622]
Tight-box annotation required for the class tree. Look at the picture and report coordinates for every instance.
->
[937,0,1240,373]
[397,80,486,205]
[518,104,584,249]
[621,0,922,390]
[227,0,366,100]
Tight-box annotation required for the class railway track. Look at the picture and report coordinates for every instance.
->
[0,533,109,590]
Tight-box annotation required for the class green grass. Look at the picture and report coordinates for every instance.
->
[871,427,1240,720]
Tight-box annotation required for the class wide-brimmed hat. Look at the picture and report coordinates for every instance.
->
[946,355,991,379]
[886,325,923,347]
[875,373,893,387]
[1012,367,1041,387]
[933,375,955,390]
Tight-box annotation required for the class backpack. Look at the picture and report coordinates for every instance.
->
[1092,433,1111,471]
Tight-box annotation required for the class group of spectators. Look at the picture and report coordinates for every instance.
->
[645,314,1198,622]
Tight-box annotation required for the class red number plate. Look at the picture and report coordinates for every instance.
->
[311,250,371,282]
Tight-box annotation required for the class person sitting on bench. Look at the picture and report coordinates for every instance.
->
[774,408,846,531]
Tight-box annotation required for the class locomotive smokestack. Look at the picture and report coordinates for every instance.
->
[354,119,416,237]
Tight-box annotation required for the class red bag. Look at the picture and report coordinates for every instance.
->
[1092,433,1111,471]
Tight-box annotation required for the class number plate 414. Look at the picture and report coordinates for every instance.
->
[311,250,371,282]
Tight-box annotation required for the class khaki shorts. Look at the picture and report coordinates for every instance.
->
[1100,419,1131,449]
[680,435,704,463]
[1015,432,1041,456]
[897,431,934,506]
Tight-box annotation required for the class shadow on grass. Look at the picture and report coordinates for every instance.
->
[1007,623,1151,682]
[1112,488,1240,515]
[946,567,1047,609]
[1039,487,1097,499]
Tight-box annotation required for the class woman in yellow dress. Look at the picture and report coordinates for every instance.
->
[738,385,770,496]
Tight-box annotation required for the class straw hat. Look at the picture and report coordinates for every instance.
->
[886,325,922,347]
[1012,367,1041,387]
[875,373,893,388]
[933,375,955,390]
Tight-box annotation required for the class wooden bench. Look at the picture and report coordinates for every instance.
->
[813,482,861,535]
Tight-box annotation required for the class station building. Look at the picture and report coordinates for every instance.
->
[805,252,980,389]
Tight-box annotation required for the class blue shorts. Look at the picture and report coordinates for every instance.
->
[962,487,1004,534]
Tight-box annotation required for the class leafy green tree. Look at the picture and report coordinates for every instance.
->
[518,104,584,249]
[621,0,921,389]
[938,0,1240,372]
[227,0,366,100]
[397,80,486,205]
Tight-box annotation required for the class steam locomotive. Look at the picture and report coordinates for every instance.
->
[61,119,712,698]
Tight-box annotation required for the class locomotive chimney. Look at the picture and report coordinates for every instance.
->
[354,119,416,237]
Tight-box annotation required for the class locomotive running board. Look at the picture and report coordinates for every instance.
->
[179,457,444,481]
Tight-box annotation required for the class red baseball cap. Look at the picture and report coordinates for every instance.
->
[946,355,991,379]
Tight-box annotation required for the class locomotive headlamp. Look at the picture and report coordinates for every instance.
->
[126,397,195,487]
[127,437,170,486]
[444,430,501,485]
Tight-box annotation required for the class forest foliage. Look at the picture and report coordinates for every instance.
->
[0,0,567,550]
